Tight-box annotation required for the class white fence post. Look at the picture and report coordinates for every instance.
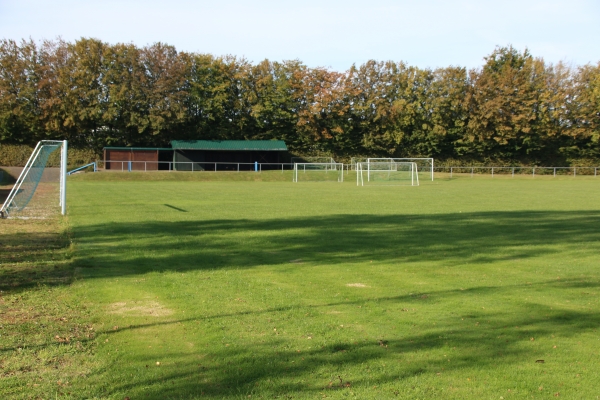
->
[100,161,600,178]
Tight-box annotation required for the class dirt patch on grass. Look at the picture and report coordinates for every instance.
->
[346,283,368,287]
[107,301,174,317]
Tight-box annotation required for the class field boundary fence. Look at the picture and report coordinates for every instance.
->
[97,160,600,179]
[436,166,599,178]
[103,160,296,172]
[100,160,356,174]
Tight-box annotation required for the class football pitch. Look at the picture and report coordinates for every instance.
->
[2,174,600,399]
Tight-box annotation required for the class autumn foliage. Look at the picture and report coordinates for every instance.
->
[1,38,599,164]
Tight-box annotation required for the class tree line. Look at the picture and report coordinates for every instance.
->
[1,38,599,164]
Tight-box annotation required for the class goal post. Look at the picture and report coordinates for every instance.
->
[1,140,67,218]
[291,156,336,165]
[367,158,434,181]
[293,162,344,182]
[356,161,419,186]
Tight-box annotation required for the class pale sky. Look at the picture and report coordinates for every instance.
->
[1,0,599,71]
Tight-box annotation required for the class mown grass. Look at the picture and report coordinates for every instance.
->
[0,192,99,399]
[70,170,297,182]
[2,175,600,399]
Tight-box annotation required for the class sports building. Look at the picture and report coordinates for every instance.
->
[103,140,288,171]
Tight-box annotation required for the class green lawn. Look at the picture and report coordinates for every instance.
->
[2,175,600,399]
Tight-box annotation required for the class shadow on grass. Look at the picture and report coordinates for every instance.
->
[66,210,600,396]
[71,210,600,276]
[3,210,600,397]
[4,205,600,306]
[3,276,598,397]
[0,227,71,292]
[2,276,599,397]
[89,281,600,398]
[164,204,188,212]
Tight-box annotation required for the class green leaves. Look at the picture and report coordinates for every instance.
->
[0,39,599,163]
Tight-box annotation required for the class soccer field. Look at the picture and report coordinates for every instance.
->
[2,176,600,399]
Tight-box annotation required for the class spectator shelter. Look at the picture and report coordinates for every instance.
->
[103,140,288,171]
[103,147,173,171]
[172,140,288,171]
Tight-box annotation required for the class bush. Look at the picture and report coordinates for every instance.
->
[0,144,99,168]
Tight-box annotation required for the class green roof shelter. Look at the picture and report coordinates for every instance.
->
[171,140,288,171]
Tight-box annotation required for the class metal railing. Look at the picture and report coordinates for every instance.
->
[104,160,297,172]
[102,160,357,174]
[68,162,97,175]
[439,166,599,178]
[100,160,600,178]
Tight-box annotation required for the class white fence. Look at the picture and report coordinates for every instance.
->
[100,160,600,178]
[104,160,296,172]
[103,160,356,173]
[440,166,599,178]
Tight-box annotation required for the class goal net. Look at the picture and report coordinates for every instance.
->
[1,140,67,219]
[357,161,419,186]
[293,163,344,182]
[367,158,434,181]
[291,156,336,165]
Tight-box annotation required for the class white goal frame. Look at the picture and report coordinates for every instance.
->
[291,156,336,165]
[0,140,67,218]
[367,158,434,181]
[293,162,344,182]
[357,161,419,186]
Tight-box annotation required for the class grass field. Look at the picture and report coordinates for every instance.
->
[1,173,600,399]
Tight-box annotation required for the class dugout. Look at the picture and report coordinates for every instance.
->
[171,140,288,171]
[103,147,173,171]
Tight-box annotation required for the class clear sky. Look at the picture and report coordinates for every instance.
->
[1,0,599,71]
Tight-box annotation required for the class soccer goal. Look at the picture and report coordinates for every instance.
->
[1,140,67,219]
[291,156,336,165]
[350,157,367,170]
[367,158,434,181]
[357,160,419,186]
[293,163,344,182]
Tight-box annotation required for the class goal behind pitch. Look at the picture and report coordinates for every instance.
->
[357,160,419,186]
[293,163,344,182]
[368,158,434,181]
[291,156,336,165]
[1,140,67,219]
